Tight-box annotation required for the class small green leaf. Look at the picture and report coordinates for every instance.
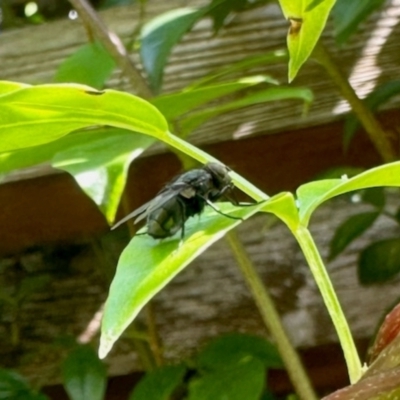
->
[99,202,265,358]
[140,8,208,92]
[188,51,288,89]
[297,162,400,226]
[52,129,154,223]
[152,76,278,121]
[196,333,283,370]
[62,345,107,400]
[344,80,400,149]
[361,187,385,210]
[278,0,337,81]
[0,83,168,152]
[329,211,379,261]
[359,239,400,285]
[55,42,116,89]
[332,0,386,44]
[129,364,186,400]
[188,357,265,400]
[179,86,313,135]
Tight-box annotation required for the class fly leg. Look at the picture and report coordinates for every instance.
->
[202,197,243,221]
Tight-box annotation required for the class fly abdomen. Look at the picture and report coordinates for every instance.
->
[147,197,186,239]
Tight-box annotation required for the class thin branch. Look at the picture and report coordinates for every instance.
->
[226,230,318,400]
[313,42,396,162]
[68,0,153,99]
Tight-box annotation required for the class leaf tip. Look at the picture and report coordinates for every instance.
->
[98,334,114,359]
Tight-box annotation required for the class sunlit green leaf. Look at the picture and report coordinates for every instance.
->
[55,41,116,89]
[179,86,313,135]
[0,81,29,95]
[0,127,154,223]
[359,239,400,285]
[0,82,168,152]
[140,8,208,92]
[197,333,283,370]
[152,76,277,120]
[260,192,299,232]
[129,364,186,400]
[328,211,379,261]
[53,129,154,223]
[332,0,386,44]
[62,345,106,400]
[188,357,265,400]
[99,202,265,358]
[297,162,400,226]
[278,0,337,81]
[344,80,400,149]
[188,51,288,89]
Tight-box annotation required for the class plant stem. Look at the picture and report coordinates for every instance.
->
[226,230,318,400]
[293,226,362,383]
[68,0,153,99]
[313,42,396,162]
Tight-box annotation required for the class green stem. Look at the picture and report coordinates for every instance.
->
[293,227,362,383]
[165,134,269,201]
[226,230,318,400]
[313,43,396,162]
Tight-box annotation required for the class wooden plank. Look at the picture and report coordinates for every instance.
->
[0,0,399,153]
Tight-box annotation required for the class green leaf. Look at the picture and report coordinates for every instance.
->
[361,187,385,210]
[358,239,400,285]
[128,364,186,400]
[332,0,386,44]
[140,8,208,93]
[188,51,288,89]
[179,86,313,135]
[278,0,337,82]
[196,333,283,370]
[260,192,300,232]
[54,42,116,89]
[52,128,154,223]
[99,202,265,358]
[0,82,168,152]
[0,81,29,95]
[0,128,154,222]
[62,345,107,400]
[297,162,400,226]
[344,80,400,149]
[0,369,48,400]
[328,211,379,261]
[188,357,265,400]
[152,76,278,121]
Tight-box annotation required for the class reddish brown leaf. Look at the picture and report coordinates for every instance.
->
[369,303,400,363]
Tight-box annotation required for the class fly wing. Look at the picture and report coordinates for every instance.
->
[111,181,193,230]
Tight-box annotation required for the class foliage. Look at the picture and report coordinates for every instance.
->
[129,333,282,400]
[0,0,399,398]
